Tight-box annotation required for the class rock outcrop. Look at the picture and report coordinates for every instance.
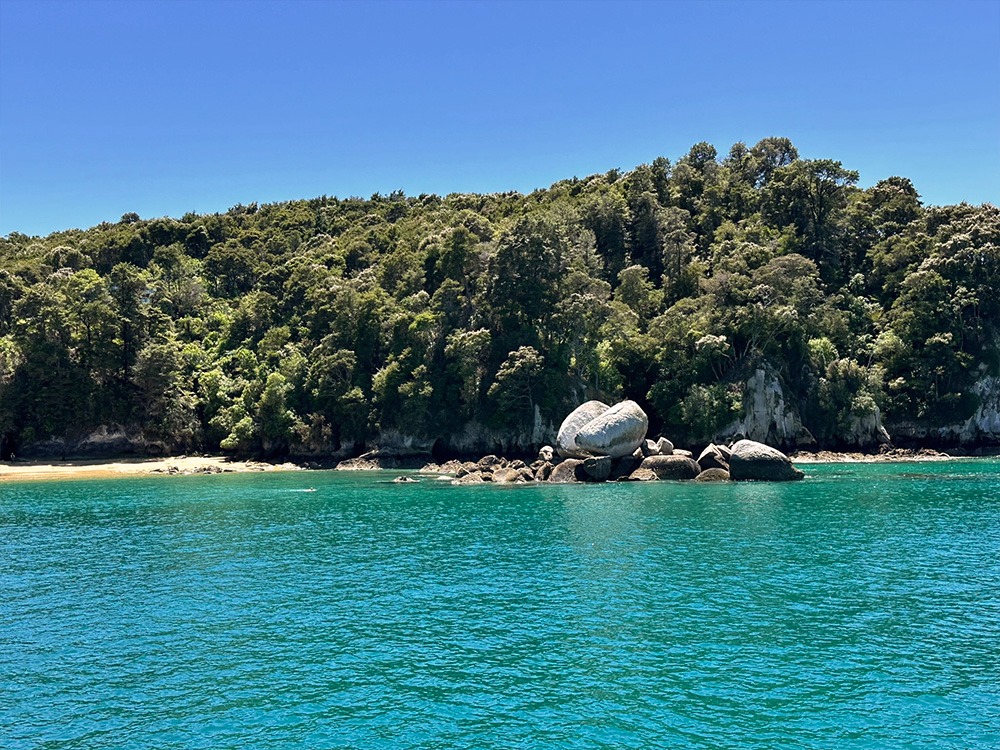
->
[729,439,804,481]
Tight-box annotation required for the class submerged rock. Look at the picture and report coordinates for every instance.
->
[729,439,804,481]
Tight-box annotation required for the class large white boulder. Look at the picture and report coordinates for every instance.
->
[575,400,649,459]
[729,439,804,481]
[556,400,610,458]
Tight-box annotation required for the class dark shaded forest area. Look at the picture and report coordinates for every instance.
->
[1,138,998,459]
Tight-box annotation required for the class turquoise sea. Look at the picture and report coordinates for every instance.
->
[2,461,999,749]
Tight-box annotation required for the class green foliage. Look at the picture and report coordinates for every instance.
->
[1,138,996,456]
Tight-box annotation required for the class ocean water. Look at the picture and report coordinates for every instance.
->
[2,461,999,749]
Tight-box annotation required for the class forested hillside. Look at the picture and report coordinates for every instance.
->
[1,137,998,459]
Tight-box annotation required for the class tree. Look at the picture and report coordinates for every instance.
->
[762,159,859,280]
[487,346,544,424]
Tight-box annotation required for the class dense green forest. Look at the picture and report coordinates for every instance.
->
[1,137,998,459]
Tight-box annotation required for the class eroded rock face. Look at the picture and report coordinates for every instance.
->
[639,454,700,480]
[729,439,804,481]
[575,400,649,459]
[556,401,610,458]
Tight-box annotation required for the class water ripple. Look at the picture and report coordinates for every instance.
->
[2,463,999,748]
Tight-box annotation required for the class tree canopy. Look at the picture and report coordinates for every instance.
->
[1,138,997,458]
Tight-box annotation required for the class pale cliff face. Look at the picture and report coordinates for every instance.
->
[720,368,812,449]
[937,374,1000,444]
[720,366,891,450]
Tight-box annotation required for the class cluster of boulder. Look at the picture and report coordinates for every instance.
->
[443,399,804,485]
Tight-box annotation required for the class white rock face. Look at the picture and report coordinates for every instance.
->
[722,367,814,448]
[938,374,1000,443]
[844,406,892,449]
[575,400,649,459]
[556,400,610,458]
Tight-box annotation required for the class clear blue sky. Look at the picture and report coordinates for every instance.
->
[1,0,998,237]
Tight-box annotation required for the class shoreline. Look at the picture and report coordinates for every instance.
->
[1,447,996,483]
[0,456,309,483]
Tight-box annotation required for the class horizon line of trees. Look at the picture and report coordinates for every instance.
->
[1,137,998,458]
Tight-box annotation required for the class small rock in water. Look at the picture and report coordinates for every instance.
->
[581,455,612,481]
[549,459,583,483]
[694,468,731,482]
[452,472,486,485]
[491,467,524,484]
[729,439,804,481]
[624,468,658,481]
[640,454,700,480]
[697,444,729,472]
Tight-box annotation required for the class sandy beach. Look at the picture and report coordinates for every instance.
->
[0,456,308,482]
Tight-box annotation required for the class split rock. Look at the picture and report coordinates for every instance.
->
[575,400,649,459]
[556,401,610,458]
